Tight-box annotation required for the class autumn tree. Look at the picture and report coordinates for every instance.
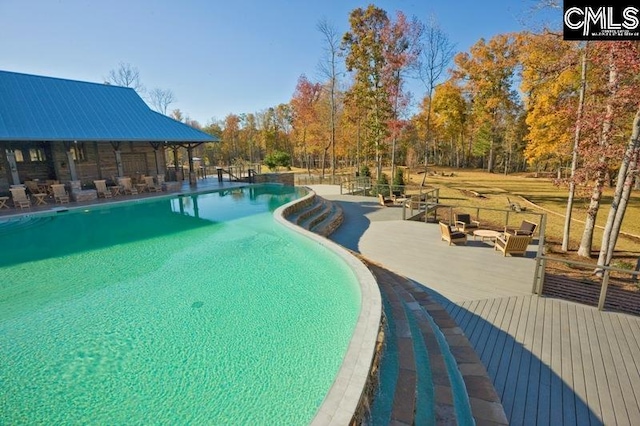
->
[575,42,640,257]
[343,5,393,178]
[452,34,521,173]
[429,80,469,167]
[290,75,322,174]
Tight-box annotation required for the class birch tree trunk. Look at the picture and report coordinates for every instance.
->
[577,48,616,258]
[562,43,588,251]
[596,106,640,270]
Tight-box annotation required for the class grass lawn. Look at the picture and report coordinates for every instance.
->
[294,166,640,271]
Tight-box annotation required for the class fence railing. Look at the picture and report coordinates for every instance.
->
[533,255,640,311]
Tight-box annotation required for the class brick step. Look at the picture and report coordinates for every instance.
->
[365,263,507,425]
[311,204,344,237]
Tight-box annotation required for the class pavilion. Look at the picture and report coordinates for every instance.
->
[0,70,218,193]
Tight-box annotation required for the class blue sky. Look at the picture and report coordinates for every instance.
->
[0,0,560,125]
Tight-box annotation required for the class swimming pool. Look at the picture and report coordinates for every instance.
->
[0,185,362,424]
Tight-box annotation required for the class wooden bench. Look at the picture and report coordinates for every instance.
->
[439,221,467,245]
[494,233,532,256]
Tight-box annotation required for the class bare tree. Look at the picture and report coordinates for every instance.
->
[148,88,176,115]
[106,62,145,93]
[316,17,341,179]
[414,16,455,185]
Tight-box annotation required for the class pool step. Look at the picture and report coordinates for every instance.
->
[364,262,508,426]
[286,194,344,237]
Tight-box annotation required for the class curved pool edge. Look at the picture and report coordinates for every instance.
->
[274,189,382,425]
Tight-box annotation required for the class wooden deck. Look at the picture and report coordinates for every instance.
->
[311,186,640,426]
[440,295,640,426]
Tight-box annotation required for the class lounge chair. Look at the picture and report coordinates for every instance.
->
[144,176,162,192]
[117,177,138,195]
[378,193,394,206]
[25,180,46,196]
[495,233,532,256]
[439,221,467,245]
[94,179,113,198]
[51,184,70,204]
[10,187,31,209]
[454,213,480,232]
[505,220,537,236]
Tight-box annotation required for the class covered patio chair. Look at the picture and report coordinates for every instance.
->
[51,184,70,204]
[439,221,467,245]
[94,179,113,198]
[10,187,31,209]
[495,233,532,256]
[454,213,480,232]
[505,220,537,236]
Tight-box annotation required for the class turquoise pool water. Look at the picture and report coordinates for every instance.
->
[0,186,361,424]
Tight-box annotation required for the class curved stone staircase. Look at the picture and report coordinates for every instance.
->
[285,192,508,425]
[285,192,344,237]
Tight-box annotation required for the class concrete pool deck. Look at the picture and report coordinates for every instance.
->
[311,184,640,426]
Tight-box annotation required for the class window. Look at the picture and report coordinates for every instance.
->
[14,149,24,162]
[29,148,47,162]
[71,143,86,161]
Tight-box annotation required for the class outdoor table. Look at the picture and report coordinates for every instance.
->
[109,186,121,196]
[32,193,48,206]
[0,196,9,209]
[135,183,147,193]
[473,229,502,242]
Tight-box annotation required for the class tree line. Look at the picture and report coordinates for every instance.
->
[111,4,639,266]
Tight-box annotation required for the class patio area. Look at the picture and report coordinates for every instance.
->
[312,184,640,426]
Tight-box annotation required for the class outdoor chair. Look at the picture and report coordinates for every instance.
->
[378,193,394,207]
[94,179,113,198]
[25,180,46,196]
[9,187,31,209]
[51,184,70,204]
[454,213,480,232]
[117,177,138,195]
[439,221,467,245]
[505,220,537,236]
[144,176,162,192]
[494,233,532,256]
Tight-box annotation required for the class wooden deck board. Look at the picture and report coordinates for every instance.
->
[575,303,603,424]
[549,300,565,424]
[477,298,507,363]
[474,298,503,364]
[559,300,577,425]
[567,302,591,426]
[604,314,640,424]
[523,297,545,426]
[501,295,531,418]
[485,297,518,382]
[509,296,537,426]
[590,309,627,425]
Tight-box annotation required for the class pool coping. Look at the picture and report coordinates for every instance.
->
[274,189,383,426]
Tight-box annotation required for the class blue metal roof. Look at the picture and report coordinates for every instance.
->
[0,70,218,143]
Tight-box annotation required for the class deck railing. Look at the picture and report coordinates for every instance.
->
[533,255,640,311]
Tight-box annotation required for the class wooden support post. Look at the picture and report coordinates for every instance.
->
[597,269,611,311]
